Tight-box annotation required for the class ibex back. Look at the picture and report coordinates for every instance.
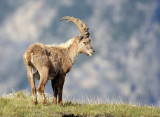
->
[23,16,95,105]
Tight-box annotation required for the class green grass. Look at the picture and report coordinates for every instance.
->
[0,91,160,117]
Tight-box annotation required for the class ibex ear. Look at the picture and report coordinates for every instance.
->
[77,36,83,43]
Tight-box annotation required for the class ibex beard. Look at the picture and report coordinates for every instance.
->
[23,16,95,105]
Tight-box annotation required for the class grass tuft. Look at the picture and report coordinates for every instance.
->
[0,91,160,117]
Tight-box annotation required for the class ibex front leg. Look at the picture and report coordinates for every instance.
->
[58,75,65,105]
[37,66,49,105]
[51,78,58,104]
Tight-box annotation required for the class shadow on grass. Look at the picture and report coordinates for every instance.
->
[59,112,114,117]
[59,102,114,117]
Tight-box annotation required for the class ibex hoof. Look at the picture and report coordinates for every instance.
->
[43,101,49,106]
[53,102,57,105]
[59,101,63,106]
[34,101,38,105]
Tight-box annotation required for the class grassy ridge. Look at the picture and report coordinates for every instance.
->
[0,91,160,117]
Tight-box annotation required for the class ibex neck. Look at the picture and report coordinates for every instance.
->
[68,39,79,64]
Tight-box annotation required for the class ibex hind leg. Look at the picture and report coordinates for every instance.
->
[27,66,37,105]
[37,66,49,105]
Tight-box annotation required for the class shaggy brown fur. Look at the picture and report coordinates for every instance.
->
[23,17,95,105]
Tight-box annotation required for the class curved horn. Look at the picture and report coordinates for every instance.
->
[59,16,90,39]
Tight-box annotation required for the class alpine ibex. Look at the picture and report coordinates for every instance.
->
[23,16,95,105]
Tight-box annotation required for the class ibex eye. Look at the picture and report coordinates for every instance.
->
[83,42,87,45]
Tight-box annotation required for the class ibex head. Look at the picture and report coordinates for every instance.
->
[60,16,95,56]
